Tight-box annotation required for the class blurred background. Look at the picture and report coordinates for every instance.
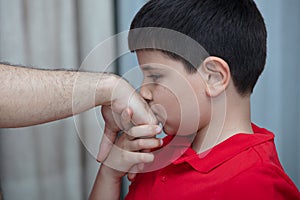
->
[0,0,299,199]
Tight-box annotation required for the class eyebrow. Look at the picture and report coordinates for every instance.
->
[140,65,168,73]
[140,65,158,71]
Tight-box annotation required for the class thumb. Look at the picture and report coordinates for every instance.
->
[97,126,117,162]
[121,107,134,131]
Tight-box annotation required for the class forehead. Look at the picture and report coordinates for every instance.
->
[136,50,166,63]
[136,50,186,73]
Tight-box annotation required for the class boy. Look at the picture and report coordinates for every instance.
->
[90,0,300,199]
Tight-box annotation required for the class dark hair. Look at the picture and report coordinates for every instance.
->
[129,0,267,95]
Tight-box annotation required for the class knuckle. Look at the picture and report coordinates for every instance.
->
[126,129,133,137]
[139,154,147,162]
[120,150,126,161]
[121,151,130,163]
[154,139,160,147]
[139,153,154,163]
[127,128,136,137]
[148,125,155,133]
[119,142,126,150]
[137,139,144,148]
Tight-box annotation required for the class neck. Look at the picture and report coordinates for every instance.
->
[192,92,253,153]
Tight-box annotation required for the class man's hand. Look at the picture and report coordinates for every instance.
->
[97,75,158,162]
[108,75,157,126]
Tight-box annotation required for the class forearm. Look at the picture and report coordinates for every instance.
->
[0,64,116,128]
[89,165,122,200]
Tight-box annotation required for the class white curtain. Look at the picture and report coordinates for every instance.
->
[0,0,115,199]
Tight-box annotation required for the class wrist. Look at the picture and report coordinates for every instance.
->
[97,73,136,109]
[99,164,124,182]
[89,164,122,200]
[95,73,120,106]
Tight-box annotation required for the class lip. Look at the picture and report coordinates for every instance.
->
[150,103,167,126]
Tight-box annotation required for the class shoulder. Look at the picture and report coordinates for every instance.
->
[220,164,300,200]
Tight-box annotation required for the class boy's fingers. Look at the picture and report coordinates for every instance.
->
[132,152,154,163]
[127,163,143,181]
[126,138,163,151]
[128,159,147,174]
[104,150,154,172]
[127,125,162,138]
[127,173,137,182]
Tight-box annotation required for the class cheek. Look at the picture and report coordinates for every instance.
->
[152,83,204,135]
[153,87,180,120]
[162,88,204,135]
[152,88,189,134]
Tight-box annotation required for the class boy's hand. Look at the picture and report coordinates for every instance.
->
[97,105,135,162]
[89,121,162,200]
[101,123,163,180]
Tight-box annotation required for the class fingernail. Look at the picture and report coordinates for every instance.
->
[160,139,163,146]
[156,126,162,133]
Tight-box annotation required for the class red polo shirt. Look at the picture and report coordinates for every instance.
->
[125,124,300,200]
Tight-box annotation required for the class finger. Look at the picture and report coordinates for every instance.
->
[126,138,163,151]
[103,150,154,172]
[129,92,158,126]
[126,125,162,139]
[127,163,143,181]
[128,162,145,174]
[121,107,134,131]
[97,126,118,162]
[131,151,154,163]
[127,173,137,182]
[101,106,122,131]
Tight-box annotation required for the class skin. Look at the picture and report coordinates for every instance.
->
[137,51,209,136]
[0,63,158,161]
[90,50,254,199]
[138,51,253,152]
[89,118,163,200]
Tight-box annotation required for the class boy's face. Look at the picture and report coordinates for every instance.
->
[137,50,210,136]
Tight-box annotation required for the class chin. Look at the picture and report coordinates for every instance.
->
[160,119,181,136]
[163,124,197,137]
[162,125,178,136]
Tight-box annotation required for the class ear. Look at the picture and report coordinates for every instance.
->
[201,56,231,97]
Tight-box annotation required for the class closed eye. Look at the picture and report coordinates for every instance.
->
[147,74,162,82]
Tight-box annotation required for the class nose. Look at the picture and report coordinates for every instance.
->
[140,84,153,104]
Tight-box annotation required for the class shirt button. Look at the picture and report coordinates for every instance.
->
[161,176,167,182]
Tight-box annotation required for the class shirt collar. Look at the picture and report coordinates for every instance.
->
[172,123,275,173]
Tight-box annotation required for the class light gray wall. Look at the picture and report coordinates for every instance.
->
[116,0,300,191]
[252,0,300,188]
